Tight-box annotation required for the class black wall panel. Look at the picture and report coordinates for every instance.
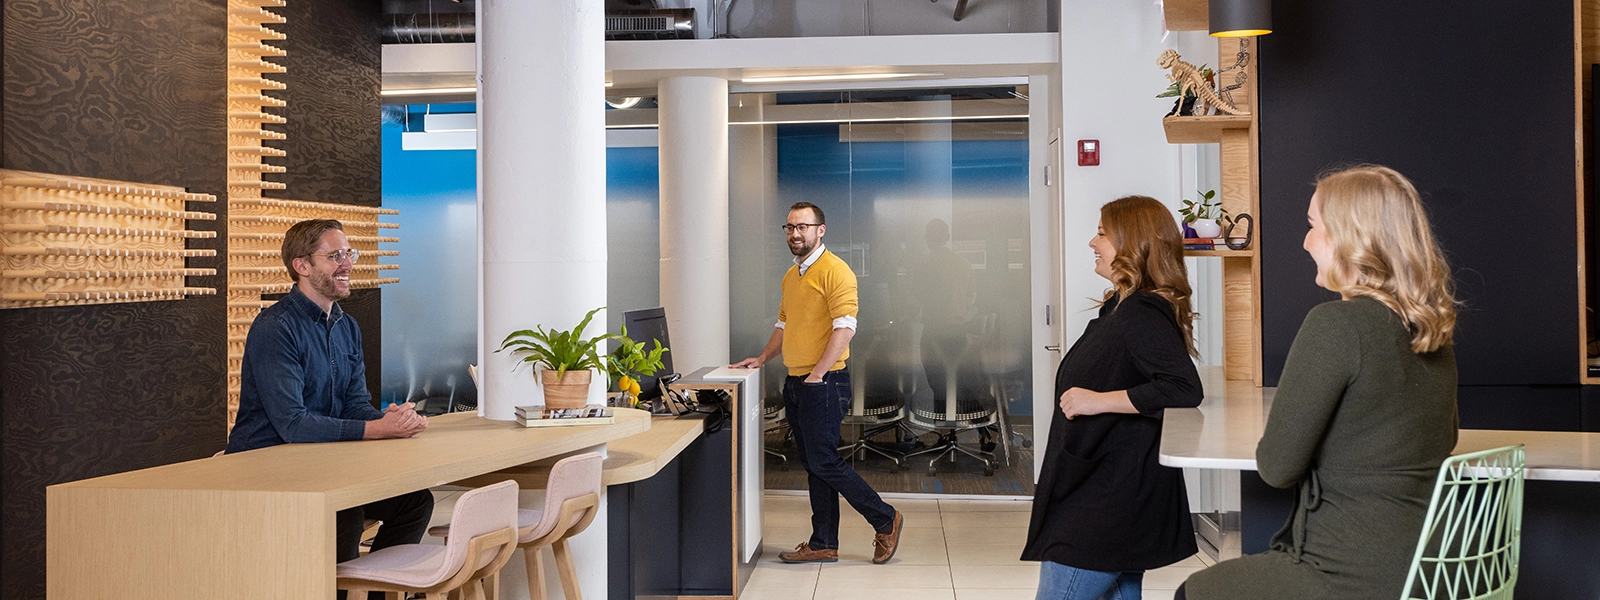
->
[1258,2,1578,396]
[0,2,229,598]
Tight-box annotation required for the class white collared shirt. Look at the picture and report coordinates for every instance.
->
[776,243,857,331]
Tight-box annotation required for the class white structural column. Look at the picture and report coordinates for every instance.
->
[657,76,731,371]
[477,3,608,599]
[477,0,608,421]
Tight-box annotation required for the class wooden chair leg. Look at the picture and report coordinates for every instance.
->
[551,538,583,600]
[524,545,549,600]
[484,572,501,600]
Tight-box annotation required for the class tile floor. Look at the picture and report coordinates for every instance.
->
[748,494,1215,600]
[421,490,1213,600]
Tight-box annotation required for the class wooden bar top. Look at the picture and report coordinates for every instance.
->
[49,408,652,510]
[451,413,708,489]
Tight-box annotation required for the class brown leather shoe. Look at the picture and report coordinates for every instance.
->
[872,511,904,564]
[778,542,838,563]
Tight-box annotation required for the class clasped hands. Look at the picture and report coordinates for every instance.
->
[1059,387,1111,420]
[368,401,428,439]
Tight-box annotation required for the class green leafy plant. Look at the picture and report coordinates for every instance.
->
[1156,64,1214,99]
[1179,190,1232,225]
[496,306,617,378]
[604,325,669,398]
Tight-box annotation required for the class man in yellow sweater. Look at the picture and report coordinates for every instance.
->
[733,202,903,565]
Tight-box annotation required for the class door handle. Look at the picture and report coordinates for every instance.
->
[1045,345,1061,352]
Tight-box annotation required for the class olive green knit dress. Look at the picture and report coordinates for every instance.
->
[1184,297,1458,600]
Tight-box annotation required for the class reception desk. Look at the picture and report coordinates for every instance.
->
[1159,376,1600,598]
[46,409,651,599]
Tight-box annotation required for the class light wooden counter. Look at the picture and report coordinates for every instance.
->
[1158,374,1600,481]
[46,409,651,599]
[451,414,708,489]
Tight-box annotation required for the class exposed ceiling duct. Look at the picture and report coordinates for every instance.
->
[382,0,475,44]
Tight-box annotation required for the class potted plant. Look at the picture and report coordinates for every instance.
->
[1179,190,1231,238]
[1158,63,1214,117]
[604,327,669,409]
[497,306,616,409]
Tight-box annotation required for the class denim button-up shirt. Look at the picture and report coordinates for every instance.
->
[226,286,383,453]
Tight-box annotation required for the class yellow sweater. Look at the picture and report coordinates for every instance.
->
[778,250,857,376]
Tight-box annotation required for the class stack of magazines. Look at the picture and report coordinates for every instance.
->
[513,405,615,427]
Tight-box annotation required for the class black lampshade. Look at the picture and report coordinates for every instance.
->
[1209,0,1271,37]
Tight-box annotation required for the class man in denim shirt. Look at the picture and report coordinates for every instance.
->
[226,219,433,580]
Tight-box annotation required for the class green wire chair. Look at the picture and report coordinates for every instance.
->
[1401,444,1526,600]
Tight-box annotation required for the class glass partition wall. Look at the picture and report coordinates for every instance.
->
[723,88,1035,495]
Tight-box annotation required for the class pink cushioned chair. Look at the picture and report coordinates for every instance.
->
[430,452,603,600]
[339,480,520,600]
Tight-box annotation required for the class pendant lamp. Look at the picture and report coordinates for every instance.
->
[1209,0,1271,37]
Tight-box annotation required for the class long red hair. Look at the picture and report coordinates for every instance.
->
[1100,196,1198,358]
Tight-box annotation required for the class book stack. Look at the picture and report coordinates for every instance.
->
[1183,237,1216,251]
[513,405,615,427]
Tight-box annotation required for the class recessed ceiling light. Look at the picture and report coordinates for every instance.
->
[740,72,944,84]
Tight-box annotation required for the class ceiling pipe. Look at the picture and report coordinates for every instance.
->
[381,12,475,44]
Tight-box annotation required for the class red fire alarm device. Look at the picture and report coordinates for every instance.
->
[1078,139,1100,166]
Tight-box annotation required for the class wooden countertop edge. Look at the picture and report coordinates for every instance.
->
[448,414,708,490]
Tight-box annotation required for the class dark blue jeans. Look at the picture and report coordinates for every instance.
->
[784,370,896,549]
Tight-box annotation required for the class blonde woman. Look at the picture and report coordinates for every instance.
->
[1179,166,1459,600]
[1023,196,1203,600]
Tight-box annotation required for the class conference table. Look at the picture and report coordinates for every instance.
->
[46,408,651,599]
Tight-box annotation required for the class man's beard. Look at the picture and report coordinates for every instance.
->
[308,269,350,302]
[789,239,815,257]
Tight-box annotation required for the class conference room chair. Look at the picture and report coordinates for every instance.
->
[337,479,520,600]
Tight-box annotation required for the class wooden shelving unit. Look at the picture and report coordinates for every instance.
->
[1580,0,1598,384]
[1162,114,1252,144]
[1184,248,1256,258]
[1163,36,1264,385]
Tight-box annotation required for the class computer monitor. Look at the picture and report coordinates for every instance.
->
[620,307,674,400]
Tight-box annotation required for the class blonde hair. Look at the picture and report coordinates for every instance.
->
[1315,165,1457,353]
[1100,196,1198,358]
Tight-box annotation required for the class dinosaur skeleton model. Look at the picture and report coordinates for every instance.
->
[1158,49,1248,116]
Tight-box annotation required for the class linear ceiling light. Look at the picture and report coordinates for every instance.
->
[605,113,1027,129]
[740,72,944,84]
[381,87,477,96]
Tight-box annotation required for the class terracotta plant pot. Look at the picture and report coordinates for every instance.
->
[540,368,592,409]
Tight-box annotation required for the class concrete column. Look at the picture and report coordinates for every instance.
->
[478,0,607,422]
[657,76,731,372]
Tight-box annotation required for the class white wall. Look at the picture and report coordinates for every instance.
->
[1034,2,1217,475]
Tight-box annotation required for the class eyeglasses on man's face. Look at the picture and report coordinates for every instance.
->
[306,249,360,264]
[780,223,822,234]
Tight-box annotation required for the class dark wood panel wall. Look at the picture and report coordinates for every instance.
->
[0,1,382,598]
[1257,1,1590,428]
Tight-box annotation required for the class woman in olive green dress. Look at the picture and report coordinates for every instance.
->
[1179,165,1459,600]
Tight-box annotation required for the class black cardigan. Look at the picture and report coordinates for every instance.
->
[1021,291,1204,571]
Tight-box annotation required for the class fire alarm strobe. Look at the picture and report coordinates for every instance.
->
[1078,139,1100,166]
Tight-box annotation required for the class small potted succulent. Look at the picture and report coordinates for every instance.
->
[604,327,669,409]
[1179,190,1231,238]
[497,306,616,409]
